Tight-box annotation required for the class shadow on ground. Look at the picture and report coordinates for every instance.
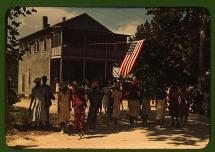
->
[8,106,209,147]
[143,114,209,147]
[9,145,38,149]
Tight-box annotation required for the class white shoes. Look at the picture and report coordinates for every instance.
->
[60,129,64,134]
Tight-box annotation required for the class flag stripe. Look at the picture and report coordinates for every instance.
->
[120,43,137,76]
[124,41,142,76]
[113,68,119,78]
[125,40,144,75]
[119,53,132,76]
[119,42,138,76]
[118,54,130,76]
[120,43,136,77]
[118,39,144,77]
[121,54,132,77]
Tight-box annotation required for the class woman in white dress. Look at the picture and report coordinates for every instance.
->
[29,78,47,127]
[102,83,110,114]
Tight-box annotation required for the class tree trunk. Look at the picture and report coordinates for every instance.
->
[5,57,11,132]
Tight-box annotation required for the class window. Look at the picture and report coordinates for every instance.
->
[26,43,29,54]
[20,42,23,50]
[30,44,34,53]
[27,43,31,54]
[39,36,44,42]
[51,32,61,48]
[54,34,58,47]
[36,39,39,52]
[19,42,24,54]
[22,74,25,92]
[28,40,33,53]
[47,33,51,39]
[28,69,31,85]
[33,41,36,53]
[22,42,29,55]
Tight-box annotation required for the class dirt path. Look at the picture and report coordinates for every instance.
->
[6,99,209,149]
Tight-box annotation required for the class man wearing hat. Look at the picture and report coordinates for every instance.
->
[41,75,55,127]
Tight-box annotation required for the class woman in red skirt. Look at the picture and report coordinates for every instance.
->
[72,86,86,139]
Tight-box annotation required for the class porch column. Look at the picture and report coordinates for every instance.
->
[104,61,107,81]
[104,39,108,81]
[84,36,87,56]
[83,36,87,79]
[60,58,63,81]
[48,59,51,85]
[83,59,86,79]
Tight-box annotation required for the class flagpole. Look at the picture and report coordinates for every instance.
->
[88,40,140,46]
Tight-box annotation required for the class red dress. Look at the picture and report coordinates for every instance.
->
[72,95,86,131]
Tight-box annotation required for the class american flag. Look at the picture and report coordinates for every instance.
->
[118,39,144,77]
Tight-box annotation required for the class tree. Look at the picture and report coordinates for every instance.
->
[7,7,37,68]
[132,8,210,97]
[6,7,37,129]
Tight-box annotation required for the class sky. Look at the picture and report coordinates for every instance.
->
[17,7,153,38]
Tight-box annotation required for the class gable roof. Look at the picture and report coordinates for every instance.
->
[20,13,122,41]
[55,13,113,33]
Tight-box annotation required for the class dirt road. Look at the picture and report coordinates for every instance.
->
[6,99,209,149]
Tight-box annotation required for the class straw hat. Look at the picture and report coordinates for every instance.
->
[33,78,41,83]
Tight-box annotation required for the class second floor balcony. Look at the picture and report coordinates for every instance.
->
[51,46,61,57]
[62,46,125,59]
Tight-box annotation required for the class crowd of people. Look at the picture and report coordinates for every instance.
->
[28,76,210,139]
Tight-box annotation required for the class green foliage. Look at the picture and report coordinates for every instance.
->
[6,7,37,118]
[7,7,37,69]
[133,8,210,98]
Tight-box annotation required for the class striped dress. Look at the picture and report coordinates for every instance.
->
[102,86,110,108]
[31,86,47,123]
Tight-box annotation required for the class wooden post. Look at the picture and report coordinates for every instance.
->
[105,39,108,57]
[60,58,63,81]
[48,58,51,85]
[84,36,87,56]
[105,39,108,81]
[83,36,87,79]
[60,30,63,56]
[105,61,107,81]
[83,59,86,79]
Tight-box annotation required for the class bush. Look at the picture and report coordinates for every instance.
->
[8,89,19,106]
